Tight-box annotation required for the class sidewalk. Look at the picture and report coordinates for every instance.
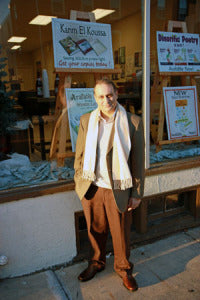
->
[0,227,200,300]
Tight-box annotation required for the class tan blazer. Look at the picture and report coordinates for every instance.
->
[74,110,145,213]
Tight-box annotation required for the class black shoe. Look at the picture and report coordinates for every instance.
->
[78,263,105,282]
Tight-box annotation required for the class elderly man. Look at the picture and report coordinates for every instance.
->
[74,78,144,292]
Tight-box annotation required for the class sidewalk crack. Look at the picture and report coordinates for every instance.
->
[46,270,72,300]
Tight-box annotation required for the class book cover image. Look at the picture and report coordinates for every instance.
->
[187,48,200,65]
[76,39,93,55]
[174,48,187,65]
[90,39,107,56]
[60,36,108,57]
[159,47,173,66]
[59,36,80,55]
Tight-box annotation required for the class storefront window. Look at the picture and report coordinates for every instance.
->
[150,0,200,165]
[0,0,143,191]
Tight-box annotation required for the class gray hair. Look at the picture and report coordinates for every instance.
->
[94,78,117,94]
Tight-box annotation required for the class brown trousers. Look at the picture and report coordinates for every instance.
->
[82,184,133,278]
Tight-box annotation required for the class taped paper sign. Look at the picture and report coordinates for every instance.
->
[157,31,200,72]
[52,18,114,69]
[163,86,200,140]
[65,88,97,151]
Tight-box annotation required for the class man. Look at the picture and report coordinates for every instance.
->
[74,79,145,292]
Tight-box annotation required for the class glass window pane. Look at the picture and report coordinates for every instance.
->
[0,0,143,191]
[150,0,200,166]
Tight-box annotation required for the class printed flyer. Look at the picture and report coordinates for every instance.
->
[157,31,200,72]
[52,18,114,69]
[65,88,97,151]
[163,86,200,140]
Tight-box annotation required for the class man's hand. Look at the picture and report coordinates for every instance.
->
[127,197,141,211]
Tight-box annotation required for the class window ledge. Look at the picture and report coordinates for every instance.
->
[0,180,75,204]
[0,157,200,204]
[145,156,200,176]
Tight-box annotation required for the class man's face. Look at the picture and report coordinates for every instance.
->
[94,83,118,116]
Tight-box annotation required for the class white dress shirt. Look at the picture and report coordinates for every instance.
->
[93,113,115,189]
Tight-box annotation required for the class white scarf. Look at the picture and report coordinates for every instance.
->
[82,104,133,190]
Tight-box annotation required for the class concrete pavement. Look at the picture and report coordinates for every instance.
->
[0,227,200,300]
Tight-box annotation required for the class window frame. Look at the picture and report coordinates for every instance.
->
[142,0,151,169]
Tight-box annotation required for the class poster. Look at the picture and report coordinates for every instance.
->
[157,31,200,72]
[52,18,114,69]
[65,88,97,151]
[163,86,200,140]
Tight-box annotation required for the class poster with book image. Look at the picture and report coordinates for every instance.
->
[65,88,97,151]
[157,31,200,72]
[163,86,200,140]
[52,18,114,69]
